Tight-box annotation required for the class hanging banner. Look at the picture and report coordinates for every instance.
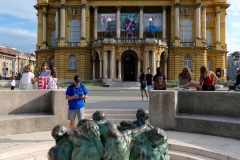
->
[143,14,162,32]
[97,14,116,32]
[120,13,139,32]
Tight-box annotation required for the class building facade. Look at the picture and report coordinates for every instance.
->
[0,46,36,79]
[34,0,229,81]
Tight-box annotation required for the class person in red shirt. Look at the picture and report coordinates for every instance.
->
[180,65,218,91]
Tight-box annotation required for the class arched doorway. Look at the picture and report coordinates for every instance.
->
[121,50,138,81]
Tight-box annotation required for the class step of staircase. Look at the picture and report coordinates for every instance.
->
[85,109,137,124]
[169,150,216,160]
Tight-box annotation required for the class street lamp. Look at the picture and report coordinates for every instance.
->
[148,17,153,38]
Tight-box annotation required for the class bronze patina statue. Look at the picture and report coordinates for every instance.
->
[48,109,170,160]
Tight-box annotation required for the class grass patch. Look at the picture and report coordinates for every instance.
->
[166,81,179,88]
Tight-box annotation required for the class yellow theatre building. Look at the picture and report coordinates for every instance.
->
[34,0,229,81]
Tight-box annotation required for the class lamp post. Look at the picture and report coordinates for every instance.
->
[149,17,153,38]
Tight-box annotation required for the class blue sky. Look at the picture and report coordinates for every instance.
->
[0,0,239,53]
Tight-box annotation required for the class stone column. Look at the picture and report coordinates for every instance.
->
[216,11,220,43]
[156,59,160,67]
[145,51,149,73]
[138,59,141,75]
[116,6,121,39]
[81,4,86,40]
[162,6,167,39]
[94,6,98,40]
[174,3,180,39]
[139,6,144,39]
[55,7,59,40]
[110,50,114,79]
[92,52,96,80]
[103,51,108,79]
[164,52,168,79]
[92,60,96,80]
[42,12,47,43]
[60,4,66,39]
[99,60,102,79]
[152,51,156,75]
[202,6,206,40]
[196,3,201,39]
[118,59,122,80]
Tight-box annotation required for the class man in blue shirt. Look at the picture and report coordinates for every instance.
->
[66,75,88,128]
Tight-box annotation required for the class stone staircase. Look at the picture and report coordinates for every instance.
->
[110,81,140,87]
[85,109,137,124]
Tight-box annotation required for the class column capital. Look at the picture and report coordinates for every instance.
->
[174,3,180,8]
[202,5,207,9]
[81,4,86,9]
[116,6,121,10]
[60,4,66,9]
[139,6,144,10]
[93,6,98,9]
[162,6,168,10]
[42,12,47,16]
[54,6,60,9]
[195,3,201,8]
[216,11,220,14]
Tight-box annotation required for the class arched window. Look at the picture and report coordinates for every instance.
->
[69,19,80,42]
[69,55,77,70]
[183,56,192,70]
[207,58,213,71]
[180,18,192,42]
[206,29,212,46]
[50,30,55,46]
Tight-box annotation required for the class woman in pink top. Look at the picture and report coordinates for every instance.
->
[180,65,218,91]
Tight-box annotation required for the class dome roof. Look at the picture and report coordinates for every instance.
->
[232,51,240,56]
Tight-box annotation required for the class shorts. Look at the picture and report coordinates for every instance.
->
[140,85,146,90]
[68,108,84,120]
[146,85,152,91]
[202,84,215,91]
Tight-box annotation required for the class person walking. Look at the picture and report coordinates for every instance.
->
[180,65,218,91]
[65,75,88,129]
[139,69,148,101]
[10,76,15,90]
[145,68,153,99]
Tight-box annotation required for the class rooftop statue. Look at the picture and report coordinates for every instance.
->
[48,109,170,160]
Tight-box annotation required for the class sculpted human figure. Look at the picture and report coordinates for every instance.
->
[131,127,170,160]
[104,122,146,160]
[72,120,104,160]
[48,125,79,160]
[119,108,153,131]
[92,111,115,146]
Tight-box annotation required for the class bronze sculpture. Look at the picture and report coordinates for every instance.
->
[48,109,170,160]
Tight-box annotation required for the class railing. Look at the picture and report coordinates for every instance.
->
[90,38,168,46]
[65,42,80,47]
[208,46,216,50]
[180,42,196,47]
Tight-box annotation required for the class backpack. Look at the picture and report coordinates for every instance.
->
[155,75,166,90]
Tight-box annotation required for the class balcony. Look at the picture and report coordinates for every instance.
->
[180,42,196,47]
[65,42,80,47]
[208,46,216,50]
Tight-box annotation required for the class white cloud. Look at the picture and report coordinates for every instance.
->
[0,26,37,52]
[231,22,240,28]
[227,0,240,16]
[0,0,37,22]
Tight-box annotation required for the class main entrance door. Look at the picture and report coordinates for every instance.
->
[124,55,135,81]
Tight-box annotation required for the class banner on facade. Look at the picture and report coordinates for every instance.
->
[120,13,139,32]
[97,14,116,32]
[143,14,162,32]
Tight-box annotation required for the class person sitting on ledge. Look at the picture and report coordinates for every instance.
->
[180,65,218,91]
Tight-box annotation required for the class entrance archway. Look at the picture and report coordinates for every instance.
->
[121,50,138,81]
